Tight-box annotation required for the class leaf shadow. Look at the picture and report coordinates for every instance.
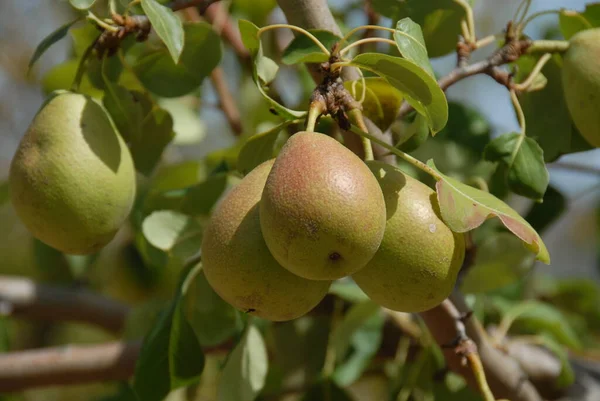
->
[80,99,121,173]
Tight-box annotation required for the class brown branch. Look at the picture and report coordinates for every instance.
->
[182,7,243,136]
[421,292,544,401]
[203,2,250,62]
[0,276,129,334]
[0,341,141,393]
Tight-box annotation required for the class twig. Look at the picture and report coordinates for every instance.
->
[0,338,232,392]
[183,7,244,136]
[0,276,129,334]
[169,0,220,12]
[203,2,250,62]
[0,341,141,393]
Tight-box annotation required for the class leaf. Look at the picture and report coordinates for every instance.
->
[180,173,237,216]
[349,53,447,133]
[237,121,296,175]
[141,0,184,63]
[300,380,354,401]
[329,280,370,303]
[460,233,536,294]
[372,0,466,57]
[131,105,176,175]
[134,22,221,97]
[282,29,340,65]
[238,19,306,119]
[28,18,81,71]
[501,301,581,349]
[484,133,549,201]
[158,98,206,145]
[435,102,491,154]
[141,210,202,254]
[102,82,143,143]
[537,334,575,388]
[183,265,240,346]
[332,302,384,386]
[343,77,403,131]
[516,55,592,161]
[559,9,593,39]
[394,18,435,77]
[133,271,205,401]
[218,324,268,401]
[69,0,96,10]
[524,186,566,233]
[427,160,550,264]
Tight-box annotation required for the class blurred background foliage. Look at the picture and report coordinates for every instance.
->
[0,0,599,400]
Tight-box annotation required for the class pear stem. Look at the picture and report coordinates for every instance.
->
[526,40,570,54]
[347,109,374,161]
[348,121,442,180]
[339,25,396,45]
[513,53,552,92]
[257,24,330,56]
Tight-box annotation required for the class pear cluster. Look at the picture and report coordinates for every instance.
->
[9,92,136,255]
[202,131,466,321]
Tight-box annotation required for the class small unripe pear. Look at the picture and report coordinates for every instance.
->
[9,92,136,255]
[201,159,330,321]
[562,28,600,147]
[352,161,465,312]
[259,132,387,281]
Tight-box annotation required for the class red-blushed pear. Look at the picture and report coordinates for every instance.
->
[352,161,465,313]
[562,28,600,147]
[201,159,331,321]
[259,132,387,281]
[9,91,136,255]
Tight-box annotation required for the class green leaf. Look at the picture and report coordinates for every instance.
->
[133,269,205,401]
[158,98,206,145]
[349,53,447,133]
[524,186,566,233]
[329,280,370,303]
[332,301,384,386]
[141,0,184,63]
[282,29,340,65]
[372,0,466,57]
[394,18,435,77]
[41,59,103,98]
[427,160,550,264]
[516,55,592,161]
[343,77,403,131]
[559,9,593,39]
[183,265,240,346]
[537,334,575,388]
[69,0,96,10]
[501,301,581,349]
[141,210,202,254]
[102,81,143,143]
[218,324,268,401]
[394,112,429,152]
[134,22,221,97]
[28,18,81,71]
[131,104,176,175]
[484,133,549,201]
[238,19,306,119]
[0,182,9,206]
[300,380,354,401]
[460,233,536,294]
[237,121,296,175]
[180,173,238,216]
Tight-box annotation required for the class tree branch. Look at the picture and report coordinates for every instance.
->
[0,276,129,334]
[183,7,244,135]
[203,2,250,62]
[0,341,141,393]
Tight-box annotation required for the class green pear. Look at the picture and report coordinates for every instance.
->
[259,132,387,281]
[9,92,136,255]
[201,159,330,321]
[562,28,600,147]
[352,161,465,312]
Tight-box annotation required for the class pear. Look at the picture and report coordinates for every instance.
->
[201,159,330,321]
[562,28,600,147]
[259,132,387,281]
[352,161,465,312]
[9,92,136,255]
